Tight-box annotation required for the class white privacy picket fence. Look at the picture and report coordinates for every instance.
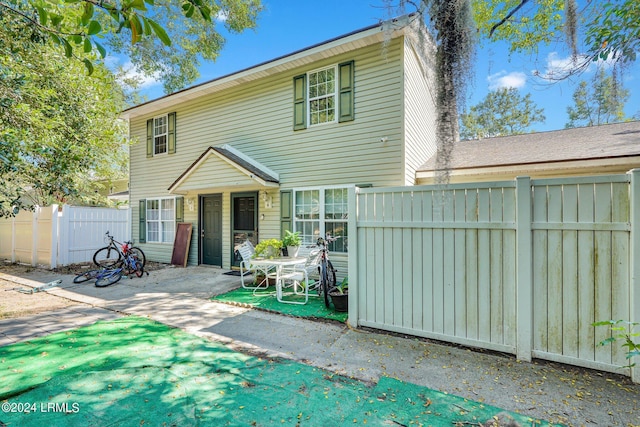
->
[347,170,640,382]
[0,205,130,268]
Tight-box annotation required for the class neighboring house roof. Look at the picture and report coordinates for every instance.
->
[417,121,640,182]
[121,14,424,120]
[168,144,280,193]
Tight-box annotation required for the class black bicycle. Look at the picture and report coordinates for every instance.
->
[316,234,338,308]
[93,231,146,270]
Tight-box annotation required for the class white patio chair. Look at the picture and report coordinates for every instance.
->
[237,240,258,289]
[237,239,277,290]
[276,246,322,304]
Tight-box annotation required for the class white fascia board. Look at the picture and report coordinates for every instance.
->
[121,19,412,120]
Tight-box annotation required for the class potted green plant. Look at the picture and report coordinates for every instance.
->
[282,230,301,257]
[253,238,283,259]
[329,277,348,312]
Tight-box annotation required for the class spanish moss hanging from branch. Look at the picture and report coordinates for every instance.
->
[424,0,475,184]
[564,0,578,60]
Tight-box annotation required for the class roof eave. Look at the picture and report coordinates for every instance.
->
[416,156,640,181]
[121,16,416,120]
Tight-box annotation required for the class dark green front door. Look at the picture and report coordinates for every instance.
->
[201,194,222,266]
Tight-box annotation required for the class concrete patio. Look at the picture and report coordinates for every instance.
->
[1,263,638,426]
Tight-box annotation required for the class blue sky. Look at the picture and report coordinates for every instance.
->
[135,0,639,132]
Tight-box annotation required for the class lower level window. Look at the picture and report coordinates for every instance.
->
[294,187,348,253]
[146,198,175,243]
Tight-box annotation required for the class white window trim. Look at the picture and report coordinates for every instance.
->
[153,114,168,156]
[146,196,176,244]
[307,64,338,127]
[292,185,352,253]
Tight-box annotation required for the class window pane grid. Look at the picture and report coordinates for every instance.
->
[308,67,336,126]
[146,198,175,243]
[294,188,348,253]
[294,190,320,244]
[154,115,168,155]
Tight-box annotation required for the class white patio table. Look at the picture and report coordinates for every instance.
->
[250,256,307,300]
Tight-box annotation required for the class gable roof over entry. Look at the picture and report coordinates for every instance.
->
[417,121,640,183]
[168,144,279,194]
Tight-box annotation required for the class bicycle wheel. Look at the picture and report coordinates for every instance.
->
[125,255,144,278]
[73,270,100,284]
[320,264,331,308]
[129,247,146,267]
[326,260,337,291]
[95,269,122,287]
[325,260,337,308]
[93,246,122,268]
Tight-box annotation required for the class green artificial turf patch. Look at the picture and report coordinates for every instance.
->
[213,285,348,323]
[0,317,559,426]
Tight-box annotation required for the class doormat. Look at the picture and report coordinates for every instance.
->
[223,270,248,276]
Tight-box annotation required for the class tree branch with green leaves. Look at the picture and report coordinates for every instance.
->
[460,87,545,140]
[1,0,262,90]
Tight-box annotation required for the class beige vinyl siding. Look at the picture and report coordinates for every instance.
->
[403,37,437,186]
[174,156,258,192]
[129,36,414,264]
[183,202,199,266]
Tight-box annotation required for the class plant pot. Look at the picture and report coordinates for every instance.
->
[330,292,348,312]
[264,246,280,258]
[287,245,300,257]
[255,274,276,286]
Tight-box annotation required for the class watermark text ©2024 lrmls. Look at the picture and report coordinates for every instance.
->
[1,401,80,414]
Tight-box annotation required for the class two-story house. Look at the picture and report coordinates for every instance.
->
[121,15,437,271]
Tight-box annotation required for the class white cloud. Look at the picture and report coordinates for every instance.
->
[216,10,228,22]
[487,70,527,90]
[535,52,587,79]
[116,60,162,90]
[534,51,618,80]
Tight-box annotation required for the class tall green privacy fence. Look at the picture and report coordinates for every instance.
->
[348,170,640,382]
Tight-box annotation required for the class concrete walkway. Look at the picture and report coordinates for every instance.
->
[1,265,638,426]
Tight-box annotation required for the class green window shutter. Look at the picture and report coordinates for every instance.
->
[338,60,355,122]
[138,199,146,243]
[293,74,307,130]
[146,119,153,157]
[175,196,184,223]
[168,112,176,154]
[280,190,293,238]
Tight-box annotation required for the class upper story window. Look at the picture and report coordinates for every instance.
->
[293,61,354,131]
[308,66,336,125]
[146,112,176,157]
[153,115,168,155]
